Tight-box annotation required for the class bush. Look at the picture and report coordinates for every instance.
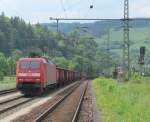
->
[0,71,4,81]
[129,73,144,83]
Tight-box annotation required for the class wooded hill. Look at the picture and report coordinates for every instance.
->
[0,13,115,78]
[43,19,150,37]
[43,19,150,75]
[1,12,150,78]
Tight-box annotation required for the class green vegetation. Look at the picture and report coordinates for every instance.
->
[0,12,116,77]
[0,76,15,83]
[1,12,150,79]
[97,27,150,70]
[0,76,16,90]
[92,77,150,122]
[0,84,16,91]
[0,53,16,77]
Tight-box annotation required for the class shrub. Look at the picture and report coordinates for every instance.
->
[0,71,4,81]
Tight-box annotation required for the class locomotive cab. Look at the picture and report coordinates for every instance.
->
[16,58,44,95]
[16,57,57,95]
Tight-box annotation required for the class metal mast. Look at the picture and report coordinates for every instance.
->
[107,28,110,68]
[123,0,130,80]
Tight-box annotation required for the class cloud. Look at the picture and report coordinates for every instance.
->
[131,0,150,17]
[28,11,82,24]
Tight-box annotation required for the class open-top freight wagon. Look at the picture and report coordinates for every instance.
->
[16,57,83,95]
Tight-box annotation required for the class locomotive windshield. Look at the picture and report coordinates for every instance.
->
[19,61,40,69]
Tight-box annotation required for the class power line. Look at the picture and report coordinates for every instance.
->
[49,18,121,21]
[49,17,150,21]
[0,0,25,19]
[84,0,95,18]
[60,0,67,18]
[92,0,95,5]
[66,0,83,10]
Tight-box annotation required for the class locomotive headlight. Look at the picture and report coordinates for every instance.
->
[18,78,23,81]
[18,73,27,76]
[35,78,40,81]
[32,73,40,77]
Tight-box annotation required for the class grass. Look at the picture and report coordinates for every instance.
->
[96,27,150,56]
[92,77,150,122]
[0,76,16,90]
[0,76,16,83]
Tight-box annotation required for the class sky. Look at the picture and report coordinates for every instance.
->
[0,0,150,23]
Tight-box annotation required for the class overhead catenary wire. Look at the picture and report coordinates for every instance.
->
[84,0,95,18]
[60,0,67,18]
[0,0,26,19]
[66,0,83,10]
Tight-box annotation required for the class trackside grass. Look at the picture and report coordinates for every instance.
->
[0,76,16,90]
[0,76,16,83]
[92,77,150,122]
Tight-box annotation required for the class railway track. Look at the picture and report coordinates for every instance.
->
[0,96,35,114]
[34,81,87,122]
[0,81,81,122]
[0,89,17,96]
[72,82,87,122]
[0,95,24,105]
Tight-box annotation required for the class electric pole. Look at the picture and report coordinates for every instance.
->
[106,28,111,77]
[123,0,130,80]
[50,17,59,33]
[56,19,59,33]
[107,28,110,67]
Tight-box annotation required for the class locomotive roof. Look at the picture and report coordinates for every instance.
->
[18,58,54,64]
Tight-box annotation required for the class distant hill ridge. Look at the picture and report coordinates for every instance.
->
[42,19,150,37]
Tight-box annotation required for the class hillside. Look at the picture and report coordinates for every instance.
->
[0,13,112,77]
[96,27,150,64]
[42,19,150,37]
[44,20,150,68]
[43,20,150,67]
[0,12,150,77]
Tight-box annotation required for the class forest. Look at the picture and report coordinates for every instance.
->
[0,12,115,79]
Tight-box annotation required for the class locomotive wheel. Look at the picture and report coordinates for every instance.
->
[57,84,60,88]
[39,87,44,94]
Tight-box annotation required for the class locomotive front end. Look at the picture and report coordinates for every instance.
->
[16,58,43,95]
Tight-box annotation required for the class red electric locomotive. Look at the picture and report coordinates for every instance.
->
[16,57,81,95]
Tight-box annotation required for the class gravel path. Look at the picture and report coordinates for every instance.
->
[92,88,101,122]
[78,80,101,122]
[77,80,93,122]
[0,92,22,102]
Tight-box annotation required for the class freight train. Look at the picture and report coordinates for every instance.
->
[16,57,83,95]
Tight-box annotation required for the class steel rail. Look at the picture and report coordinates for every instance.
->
[71,82,88,122]
[0,95,24,105]
[0,98,35,114]
[0,89,17,95]
[34,83,80,122]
